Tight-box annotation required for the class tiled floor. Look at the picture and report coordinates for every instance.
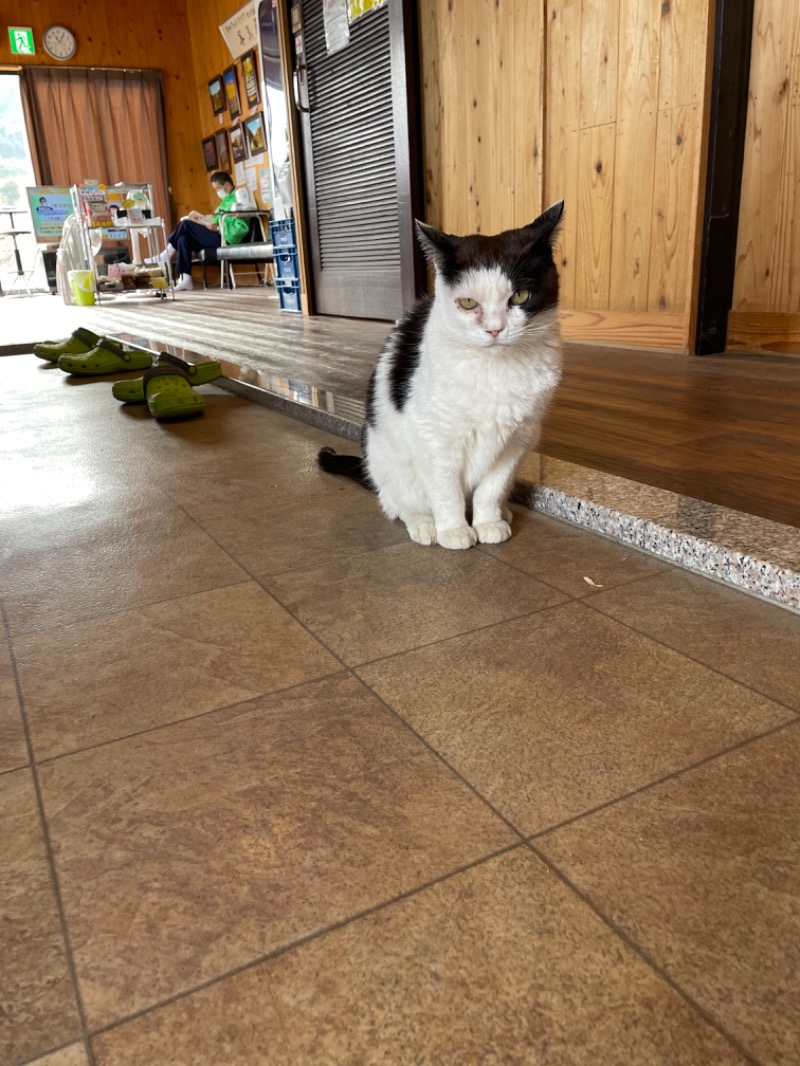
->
[2,352,799,1066]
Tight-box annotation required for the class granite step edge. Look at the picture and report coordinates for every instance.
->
[214,377,800,614]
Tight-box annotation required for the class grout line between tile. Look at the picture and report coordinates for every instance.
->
[87,842,524,1041]
[339,598,575,671]
[580,594,800,720]
[355,670,531,840]
[33,667,347,767]
[3,602,98,1066]
[4,575,256,642]
[527,717,800,840]
[169,498,576,676]
[524,840,764,1066]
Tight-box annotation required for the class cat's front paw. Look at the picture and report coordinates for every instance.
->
[473,520,512,544]
[406,516,437,546]
[438,525,478,550]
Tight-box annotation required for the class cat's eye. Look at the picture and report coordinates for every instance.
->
[509,290,530,305]
[456,297,478,310]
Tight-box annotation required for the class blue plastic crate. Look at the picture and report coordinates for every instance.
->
[275,251,300,280]
[276,277,301,312]
[270,218,297,249]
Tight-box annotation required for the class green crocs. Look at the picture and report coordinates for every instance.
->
[58,338,152,376]
[112,355,222,404]
[142,365,205,420]
[34,327,102,361]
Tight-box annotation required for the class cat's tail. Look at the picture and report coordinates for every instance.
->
[317,447,374,491]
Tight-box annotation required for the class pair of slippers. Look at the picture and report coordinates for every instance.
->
[34,328,221,421]
[34,328,152,375]
[113,355,222,420]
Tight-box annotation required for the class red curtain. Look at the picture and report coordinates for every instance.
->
[20,67,172,228]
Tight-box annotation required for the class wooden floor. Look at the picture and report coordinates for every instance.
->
[3,291,799,528]
[544,346,800,528]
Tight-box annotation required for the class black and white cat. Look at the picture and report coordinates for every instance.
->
[319,200,564,550]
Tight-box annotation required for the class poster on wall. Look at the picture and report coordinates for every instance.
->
[348,0,387,21]
[208,75,226,115]
[244,112,267,157]
[241,49,260,109]
[243,162,260,202]
[323,0,349,55]
[219,0,258,61]
[201,136,219,171]
[229,123,248,164]
[25,186,71,243]
[215,129,232,173]
[223,65,243,120]
[259,164,273,208]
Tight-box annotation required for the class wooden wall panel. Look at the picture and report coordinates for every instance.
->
[733,0,800,317]
[579,0,619,128]
[418,0,544,237]
[648,104,701,314]
[421,0,713,351]
[609,0,659,311]
[658,0,710,109]
[546,0,581,308]
[576,123,615,309]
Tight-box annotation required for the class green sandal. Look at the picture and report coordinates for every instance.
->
[142,365,205,420]
[34,326,102,361]
[112,355,221,404]
[58,338,152,376]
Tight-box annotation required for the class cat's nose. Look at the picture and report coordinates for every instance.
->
[486,328,502,338]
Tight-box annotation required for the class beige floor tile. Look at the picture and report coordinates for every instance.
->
[157,442,406,576]
[358,602,792,834]
[0,641,28,773]
[158,442,349,513]
[537,723,800,1065]
[266,542,567,665]
[187,484,407,578]
[25,1044,90,1066]
[92,850,749,1066]
[589,569,800,712]
[1,488,248,635]
[481,507,668,596]
[39,674,512,1028]
[0,770,81,1064]
[157,401,349,476]
[16,582,340,759]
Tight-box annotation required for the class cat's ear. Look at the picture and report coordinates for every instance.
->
[528,200,564,245]
[415,220,455,274]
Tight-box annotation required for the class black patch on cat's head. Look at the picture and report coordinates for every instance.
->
[415,200,564,314]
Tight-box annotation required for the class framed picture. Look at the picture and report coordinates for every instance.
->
[243,111,267,157]
[214,129,232,173]
[241,49,260,109]
[208,75,226,116]
[201,136,219,171]
[229,123,248,164]
[223,65,242,121]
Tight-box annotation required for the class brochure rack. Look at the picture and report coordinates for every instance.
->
[69,182,174,301]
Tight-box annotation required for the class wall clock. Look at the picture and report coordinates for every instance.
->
[42,25,77,61]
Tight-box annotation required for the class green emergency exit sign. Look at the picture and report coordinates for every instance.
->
[9,27,35,55]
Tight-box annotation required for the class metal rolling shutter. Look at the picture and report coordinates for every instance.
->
[298,0,419,319]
